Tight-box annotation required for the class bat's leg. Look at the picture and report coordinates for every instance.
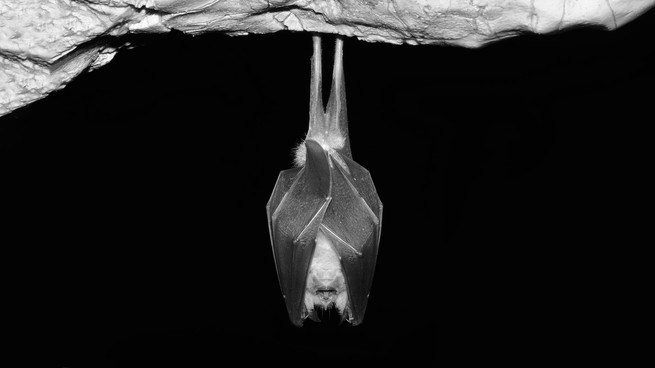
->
[297,35,350,167]
[308,35,323,133]
[295,35,325,167]
[326,36,351,158]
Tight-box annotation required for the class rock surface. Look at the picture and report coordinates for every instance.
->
[1,0,654,117]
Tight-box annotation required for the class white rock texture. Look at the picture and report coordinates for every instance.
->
[1,0,654,117]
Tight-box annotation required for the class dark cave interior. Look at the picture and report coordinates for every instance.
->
[2,8,653,367]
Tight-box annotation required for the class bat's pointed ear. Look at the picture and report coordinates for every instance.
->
[308,309,320,323]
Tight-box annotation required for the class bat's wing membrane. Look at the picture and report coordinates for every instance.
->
[266,140,332,326]
[321,154,382,325]
[266,166,300,281]
[342,155,383,245]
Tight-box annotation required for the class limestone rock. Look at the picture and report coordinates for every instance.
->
[1,0,654,117]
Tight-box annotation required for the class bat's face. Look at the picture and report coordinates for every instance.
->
[303,230,349,317]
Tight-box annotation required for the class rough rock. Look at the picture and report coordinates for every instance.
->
[1,0,654,117]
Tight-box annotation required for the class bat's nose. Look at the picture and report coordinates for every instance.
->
[316,288,337,301]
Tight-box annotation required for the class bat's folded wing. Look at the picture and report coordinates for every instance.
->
[321,154,382,325]
[266,140,332,326]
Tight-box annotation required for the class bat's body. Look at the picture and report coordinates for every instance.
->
[266,36,382,326]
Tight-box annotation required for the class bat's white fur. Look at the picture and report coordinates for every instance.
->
[293,140,307,167]
[294,139,350,176]
[304,229,348,318]
[294,134,345,167]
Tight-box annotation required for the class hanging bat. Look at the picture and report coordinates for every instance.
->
[266,35,382,326]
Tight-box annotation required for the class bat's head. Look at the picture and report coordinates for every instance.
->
[303,230,349,322]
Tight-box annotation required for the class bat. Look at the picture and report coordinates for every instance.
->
[266,35,383,326]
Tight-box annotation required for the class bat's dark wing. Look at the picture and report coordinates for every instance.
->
[321,153,382,325]
[266,140,331,326]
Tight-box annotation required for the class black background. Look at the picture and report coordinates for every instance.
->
[2,7,653,367]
